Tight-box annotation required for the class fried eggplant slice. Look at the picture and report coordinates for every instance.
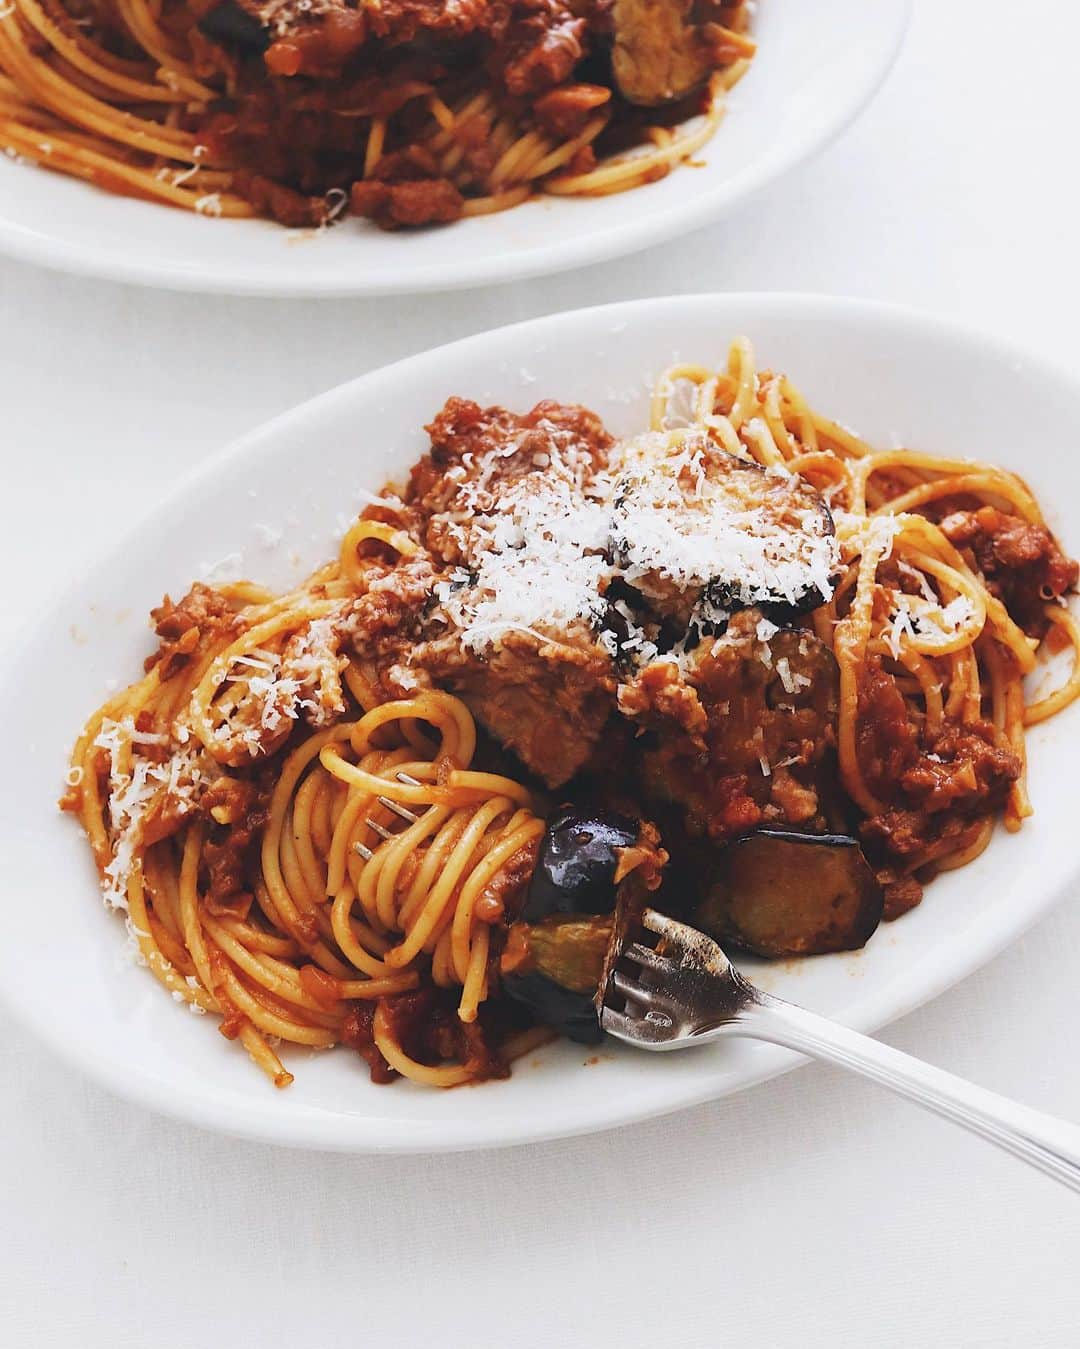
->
[609,432,838,629]
[501,914,613,1044]
[502,820,666,1041]
[694,828,883,957]
[611,0,711,106]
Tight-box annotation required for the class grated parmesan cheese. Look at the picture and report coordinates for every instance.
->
[884,594,977,660]
[94,718,204,910]
[428,421,615,653]
[610,433,838,618]
[421,424,839,665]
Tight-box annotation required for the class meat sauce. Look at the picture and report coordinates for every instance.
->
[940,507,1077,635]
[366,397,620,787]
[855,661,1021,917]
[188,0,739,226]
[200,772,276,916]
[190,0,612,227]
[342,988,523,1084]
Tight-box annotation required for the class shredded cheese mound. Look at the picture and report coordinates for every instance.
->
[207,617,348,756]
[430,421,615,653]
[424,426,839,660]
[611,433,839,618]
[286,616,348,725]
[93,718,205,910]
[884,594,977,660]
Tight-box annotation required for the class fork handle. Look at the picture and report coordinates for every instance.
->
[732,994,1080,1194]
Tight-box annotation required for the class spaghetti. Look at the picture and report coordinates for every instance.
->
[63,339,1080,1089]
[0,0,754,229]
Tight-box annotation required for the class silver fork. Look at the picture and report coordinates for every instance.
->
[600,908,1080,1193]
[352,771,423,861]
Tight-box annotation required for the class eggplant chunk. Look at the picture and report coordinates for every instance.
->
[610,433,838,628]
[695,829,883,958]
[611,0,710,107]
[197,0,270,52]
[501,915,613,1043]
[523,810,638,921]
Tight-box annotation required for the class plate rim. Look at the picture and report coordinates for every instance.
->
[3,288,1077,1153]
[0,0,911,296]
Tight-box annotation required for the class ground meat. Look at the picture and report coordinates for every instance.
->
[350,173,464,230]
[450,112,499,185]
[413,396,613,541]
[366,0,489,46]
[618,658,708,738]
[233,170,328,228]
[855,662,919,790]
[490,0,587,95]
[623,614,839,843]
[857,660,1021,898]
[474,839,541,924]
[405,626,616,787]
[200,772,274,913]
[899,722,1020,814]
[533,82,611,137]
[220,0,487,63]
[423,395,613,464]
[411,396,613,565]
[280,618,349,726]
[939,506,1077,635]
[349,148,465,230]
[342,395,621,785]
[767,765,820,824]
[145,583,238,680]
[880,875,923,922]
[342,553,440,658]
[198,87,368,200]
[858,662,1021,815]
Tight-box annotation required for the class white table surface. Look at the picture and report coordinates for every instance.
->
[3,2,1080,1344]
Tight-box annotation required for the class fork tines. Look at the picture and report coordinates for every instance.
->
[599,907,741,1048]
[351,773,425,860]
[379,797,419,824]
[620,941,678,975]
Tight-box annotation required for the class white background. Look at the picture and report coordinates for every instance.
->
[3,1,1080,1344]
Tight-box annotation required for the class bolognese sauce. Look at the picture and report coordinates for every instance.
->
[0,0,755,228]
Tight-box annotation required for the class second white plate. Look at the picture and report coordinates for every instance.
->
[0,0,909,295]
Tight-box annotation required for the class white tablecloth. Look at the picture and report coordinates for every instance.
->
[4,2,1080,1343]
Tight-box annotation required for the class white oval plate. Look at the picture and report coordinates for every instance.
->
[0,0,909,296]
[4,293,1078,1153]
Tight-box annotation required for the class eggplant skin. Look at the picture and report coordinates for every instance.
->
[197,1,270,53]
[502,970,605,1045]
[611,443,838,627]
[523,810,638,921]
[695,829,883,958]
